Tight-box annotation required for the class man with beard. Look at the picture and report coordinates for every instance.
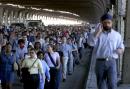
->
[88,13,124,89]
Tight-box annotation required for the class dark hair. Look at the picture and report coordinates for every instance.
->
[18,39,25,44]
[37,51,45,56]
[45,37,49,40]
[67,37,72,40]
[30,48,35,52]
[47,44,55,50]
[28,45,33,49]
[34,42,41,49]
[6,42,11,46]
[1,45,6,51]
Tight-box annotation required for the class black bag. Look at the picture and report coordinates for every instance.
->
[21,67,30,82]
[21,59,37,82]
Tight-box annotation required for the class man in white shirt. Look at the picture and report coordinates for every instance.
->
[22,36,34,48]
[16,39,28,61]
[35,33,45,48]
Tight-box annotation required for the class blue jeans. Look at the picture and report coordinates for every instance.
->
[95,59,117,89]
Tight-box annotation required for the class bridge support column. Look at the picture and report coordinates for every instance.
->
[14,11,19,22]
[122,0,130,84]
[0,7,4,24]
[4,10,9,26]
[10,11,14,24]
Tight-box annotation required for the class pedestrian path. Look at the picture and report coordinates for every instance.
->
[59,59,88,89]
[59,48,92,89]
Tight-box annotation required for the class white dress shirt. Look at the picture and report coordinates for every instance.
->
[88,29,124,59]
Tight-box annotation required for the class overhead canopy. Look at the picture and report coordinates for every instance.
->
[0,0,115,23]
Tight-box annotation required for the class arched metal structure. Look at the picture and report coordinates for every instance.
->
[0,0,115,23]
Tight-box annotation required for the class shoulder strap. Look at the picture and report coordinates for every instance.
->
[29,59,37,69]
[12,40,15,48]
[27,41,30,48]
[48,52,57,67]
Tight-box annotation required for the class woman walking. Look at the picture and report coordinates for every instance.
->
[21,48,44,89]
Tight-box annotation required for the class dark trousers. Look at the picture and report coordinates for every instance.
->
[72,51,79,65]
[83,43,87,48]
[1,82,12,89]
[78,47,82,59]
[45,67,60,89]
[96,59,117,89]
[23,74,39,89]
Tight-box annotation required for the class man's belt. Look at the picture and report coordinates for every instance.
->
[97,58,109,61]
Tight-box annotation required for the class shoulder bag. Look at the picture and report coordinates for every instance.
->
[21,59,37,82]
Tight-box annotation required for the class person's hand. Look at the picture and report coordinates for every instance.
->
[56,66,60,70]
[47,79,50,82]
[94,23,103,38]
[97,24,103,32]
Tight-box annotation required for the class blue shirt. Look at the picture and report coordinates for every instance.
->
[88,29,124,59]
[40,60,50,83]
[11,39,18,50]
[60,43,71,57]
[16,46,28,60]
[72,43,78,50]
[39,60,50,89]
[0,53,15,82]
[28,36,35,43]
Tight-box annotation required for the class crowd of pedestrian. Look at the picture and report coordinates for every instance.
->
[0,24,91,89]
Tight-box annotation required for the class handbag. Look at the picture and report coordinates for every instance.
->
[13,54,18,71]
[13,62,18,71]
[21,59,37,82]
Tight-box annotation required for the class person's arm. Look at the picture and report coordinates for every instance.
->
[29,42,34,48]
[38,59,45,81]
[72,49,77,51]
[56,53,61,70]
[87,24,102,46]
[21,59,26,68]
[0,44,1,53]
[38,59,44,74]
[16,48,23,63]
[59,44,63,52]
[45,63,50,82]
[116,48,124,55]
[93,24,103,38]
[115,35,125,55]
